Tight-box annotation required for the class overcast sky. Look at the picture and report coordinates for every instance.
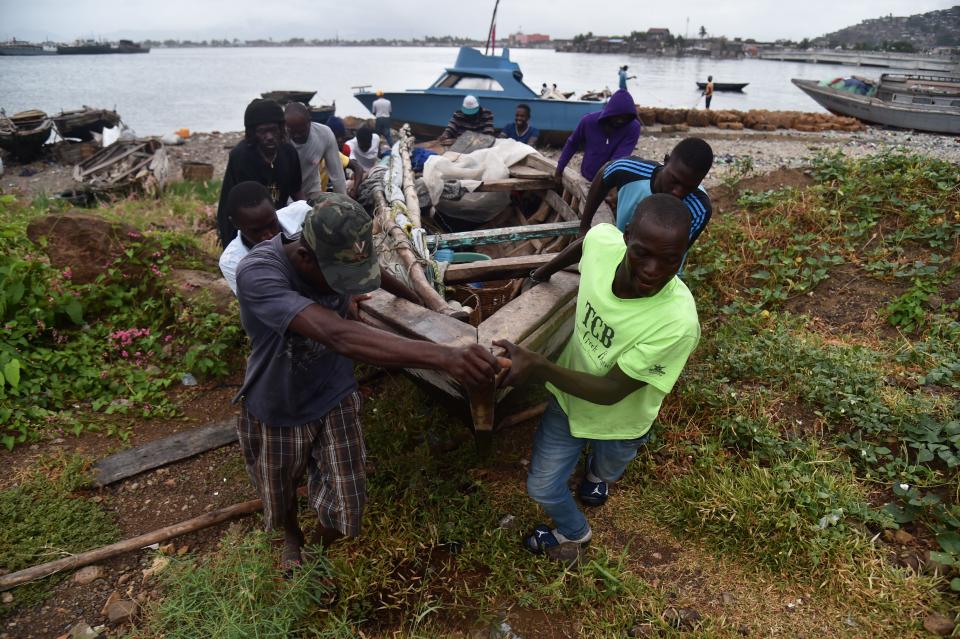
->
[1,0,954,43]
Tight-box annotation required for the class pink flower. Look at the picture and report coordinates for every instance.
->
[121,350,129,358]
[62,267,73,280]
[164,334,172,343]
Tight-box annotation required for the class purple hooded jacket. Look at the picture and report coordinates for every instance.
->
[556,89,641,181]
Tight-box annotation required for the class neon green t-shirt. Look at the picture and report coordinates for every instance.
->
[547,224,700,440]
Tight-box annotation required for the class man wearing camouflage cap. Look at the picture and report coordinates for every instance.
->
[234,193,501,571]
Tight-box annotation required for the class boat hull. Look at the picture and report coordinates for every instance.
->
[54,108,122,141]
[792,79,960,135]
[0,120,53,160]
[696,82,749,92]
[355,91,604,146]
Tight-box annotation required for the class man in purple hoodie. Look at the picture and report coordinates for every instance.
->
[554,89,641,182]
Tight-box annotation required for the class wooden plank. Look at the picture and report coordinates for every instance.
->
[444,253,558,284]
[427,221,580,249]
[92,419,238,486]
[478,270,579,348]
[509,166,553,180]
[543,189,579,222]
[358,288,476,347]
[475,177,556,192]
[518,296,577,357]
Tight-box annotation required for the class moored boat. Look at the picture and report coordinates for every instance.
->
[696,81,749,92]
[53,107,122,141]
[0,110,53,160]
[57,40,113,55]
[260,90,317,105]
[792,73,960,135]
[354,47,607,146]
[0,40,56,56]
[309,103,335,124]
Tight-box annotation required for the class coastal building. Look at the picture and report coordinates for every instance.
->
[508,32,551,48]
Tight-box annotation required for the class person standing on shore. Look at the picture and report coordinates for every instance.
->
[217,99,303,247]
[494,195,700,558]
[703,76,714,110]
[554,89,641,182]
[371,90,393,147]
[234,193,502,571]
[283,102,347,200]
[499,104,539,146]
[617,65,635,91]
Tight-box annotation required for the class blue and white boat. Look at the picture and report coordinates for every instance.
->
[354,47,605,145]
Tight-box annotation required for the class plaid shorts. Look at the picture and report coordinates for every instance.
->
[236,392,366,537]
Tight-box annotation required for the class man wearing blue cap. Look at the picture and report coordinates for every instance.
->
[234,193,502,572]
[439,95,495,146]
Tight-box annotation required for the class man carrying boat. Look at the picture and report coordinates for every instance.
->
[576,137,714,244]
[439,95,495,146]
[494,195,700,558]
[283,102,347,199]
[216,99,304,247]
[554,89,641,182]
[499,104,539,146]
[234,192,502,571]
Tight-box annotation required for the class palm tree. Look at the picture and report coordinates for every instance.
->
[699,25,707,39]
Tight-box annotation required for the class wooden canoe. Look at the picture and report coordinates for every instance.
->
[0,110,53,160]
[358,130,611,436]
[260,90,316,105]
[696,82,749,92]
[53,107,121,141]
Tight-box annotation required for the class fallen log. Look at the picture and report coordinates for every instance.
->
[0,499,263,592]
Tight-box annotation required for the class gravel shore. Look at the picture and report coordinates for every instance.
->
[1,125,956,198]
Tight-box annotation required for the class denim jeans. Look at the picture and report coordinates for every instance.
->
[375,117,393,147]
[526,397,651,540]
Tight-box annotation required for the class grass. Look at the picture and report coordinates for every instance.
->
[0,455,119,613]
[3,152,960,636]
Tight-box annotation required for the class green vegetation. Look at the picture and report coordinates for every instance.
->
[0,184,245,450]
[2,152,959,635]
[0,455,119,612]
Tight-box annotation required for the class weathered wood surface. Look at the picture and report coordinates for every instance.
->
[92,420,238,487]
[543,189,579,223]
[427,221,580,249]
[443,253,557,284]
[478,271,580,348]
[475,177,556,192]
[0,499,263,592]
[497,401,549,431]
[358,289,476,347]
[517,296,577,355]
[508,166,553,180]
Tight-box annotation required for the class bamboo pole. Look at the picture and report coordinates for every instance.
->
[398,128,422,229]
[0,499,263,592]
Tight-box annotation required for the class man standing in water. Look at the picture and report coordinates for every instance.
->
[617,65,635,91]
[217,99,303,247]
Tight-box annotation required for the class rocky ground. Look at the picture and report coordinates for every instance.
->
[1,125,956,200]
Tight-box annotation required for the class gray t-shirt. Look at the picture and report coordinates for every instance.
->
[291,122,347,199]
[234,234,356,426]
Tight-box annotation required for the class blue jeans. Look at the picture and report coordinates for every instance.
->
[526,397,651,540]
[375,117,393,147]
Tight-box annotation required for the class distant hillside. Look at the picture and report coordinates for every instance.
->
[814,5,959,51]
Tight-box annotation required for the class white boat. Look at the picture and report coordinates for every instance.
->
[792,74,960,135]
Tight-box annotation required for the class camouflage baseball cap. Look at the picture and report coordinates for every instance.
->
[302,193,380,296]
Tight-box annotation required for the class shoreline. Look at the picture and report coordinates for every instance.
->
[1,124,957,199]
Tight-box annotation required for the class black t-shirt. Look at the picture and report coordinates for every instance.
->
[216,140,302,247]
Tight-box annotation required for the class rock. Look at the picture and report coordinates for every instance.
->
[627,624,654,637]
[116,573,131,586]
[141,555,170,581]
[0,593,11,604]
[166,268,235,314]
[923,550,951,575]
[923,613,955,636]
[106,599,137,624]
[73,565,104,585]
[663,607,701,630]
[69,622,98,639]
[100,592,121,618]
[737,624,750,636]
[892,529,914,545]
[721,591,735,605]
[26,213,140,284]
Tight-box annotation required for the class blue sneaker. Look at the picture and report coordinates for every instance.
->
[523,524,592,556]
[578,455,608,507]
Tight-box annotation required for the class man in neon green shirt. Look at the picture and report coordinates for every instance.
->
[495,194,700,556]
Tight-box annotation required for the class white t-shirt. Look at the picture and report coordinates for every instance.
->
[218,200,312,295]
[347,134,381,172]
[290,122,346,199]
[372,97,392,118]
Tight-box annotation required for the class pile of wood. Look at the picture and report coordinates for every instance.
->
[637,106,865,132]
[73,139,169,196]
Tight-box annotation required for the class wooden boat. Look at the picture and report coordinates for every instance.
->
[53,107,122,141]
[696,81,749,92]
[260,90,316,105]
[73,140,169,196]
[358,127,613,441]
[0,110,53,160]
[792,74,960,135]
[309,103,335,124]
